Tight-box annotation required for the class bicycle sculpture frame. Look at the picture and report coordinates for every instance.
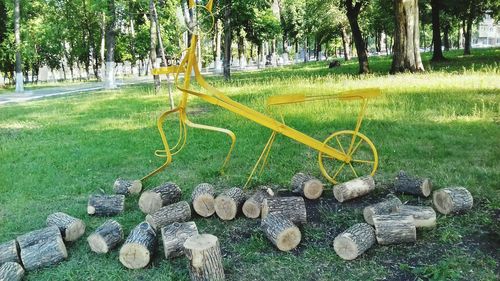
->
[141,0,380,187]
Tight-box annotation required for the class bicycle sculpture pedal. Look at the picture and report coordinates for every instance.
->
[139,0,380,188]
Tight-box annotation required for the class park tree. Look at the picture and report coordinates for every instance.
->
[104,0,117,89]
[391,0,424,73]
[14,0,23,92]
[344,0,371,74]
[430,0,445,61]
[222,0,232,80]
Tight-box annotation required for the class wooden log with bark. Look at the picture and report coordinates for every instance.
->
[261,212,301,251]
[372,214,416,245]
[291,173,324,199]
[87,220,124,254]
[333,223,376,260]
[0,262,24,281]
[393,205,436,228]
[113,178,142,195]
[191,183,216,217]
[17,226,67,271]
[363,194,402,225]
[139,182,182,214]
[394,170,432,197]
[333,176,375,202]
[242,187,273,219]
[433,187,473,215]
[0,240,20,265]
[46,212,86,242]
[161,221,198,259]
[145,201,191,231]
[87,194,125,216]
[119,222,157,269]
[261,197,307,225]
[214,187,245,221]
[183,234,225,281]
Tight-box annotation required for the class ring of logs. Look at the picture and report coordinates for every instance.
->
[87,220,124,254]
[432,187,473,215]
[139,182,182,214]
[46,212,86,242]
[333,223,376,260]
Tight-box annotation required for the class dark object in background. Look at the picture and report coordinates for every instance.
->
[329,60,341,68]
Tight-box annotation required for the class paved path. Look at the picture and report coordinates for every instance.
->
[0,77,152,106]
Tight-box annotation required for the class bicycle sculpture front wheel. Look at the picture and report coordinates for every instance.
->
[318,130,378,184]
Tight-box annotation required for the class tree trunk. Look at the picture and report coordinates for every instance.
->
[149,0,160,92]
[223,0,232,80]
[443,24,450,51]
[464,16,473,55]
[87,219,124,254]
[14,0,23,92]
[345,1,369,74]
[430,0,444,61]
[391,0,424,73]
[215,20,222,73]
[105,0,116,89]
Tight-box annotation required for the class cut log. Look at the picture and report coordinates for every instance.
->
[113,178,142,195]
[363,194,402,225]
[214,187,245,221]
[372,214,416,245]
[261,197,307,225]
[161,221,199,259]
[183,234,225,281]
[433,187,473,215]
[261,212,301,251]
[291,173,324,199]
[87,194,125,216]
[87,220,124,254]
[0,262,24,281]
[138,182,182,214]
[333,223,376,260]
[394,170,432,197]
[242,187,273,219]
[191,183,216,217]
[16,226,67,271]
[0,240,20,265]
[145,201,191,231]
[393,205,436,228]
[333,176,375,202]
[46,212,86,242]
[119,222,157,269]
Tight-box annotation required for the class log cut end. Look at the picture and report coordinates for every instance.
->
[183,233,219,253]
[433,187,473,215]
[119,243,151,269]
[362,208,376,226]
[192,194,215,218]
[214,196,238,221]
[421,178,432,197]
[87,234,109,253]
[333,236,359,260]
[276,226,301,252]
[65,220,86,242]
[303,179,324,199]
[242,200,260,219]
[138,191,163,214]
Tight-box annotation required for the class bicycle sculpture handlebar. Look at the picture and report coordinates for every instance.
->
[141,0,380,187]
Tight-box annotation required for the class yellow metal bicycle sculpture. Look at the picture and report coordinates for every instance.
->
[141,0,380,187]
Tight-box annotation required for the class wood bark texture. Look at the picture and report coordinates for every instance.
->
[261,212,301,251]
[373,214,416,245]
[0,262,24,281]
[291,173,324,200]
[113,178,142,195]
[432,187,473,215]
[16,226,67,271]
[0,240,20,265]
[119,222,157,269]
[184,234,225,281]
[161,221,199,259]
[394,170,432,197]
[261,197,307,225]
[333,176,375,202]
[46,212,86,242]
[393,205,436,228]
[87,219,124,254]
[363,194,402,225]
[214,187,245,221]
[242,188,273,219]
[139,182,182,214]
[87,194,125,216]
[191,183,216,217]
[146,201,191,230]
[333,223,376,260]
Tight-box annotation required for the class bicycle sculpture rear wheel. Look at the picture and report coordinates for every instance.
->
[318,130,378,184]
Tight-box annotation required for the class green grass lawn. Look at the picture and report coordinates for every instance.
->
[0,48,499,280]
